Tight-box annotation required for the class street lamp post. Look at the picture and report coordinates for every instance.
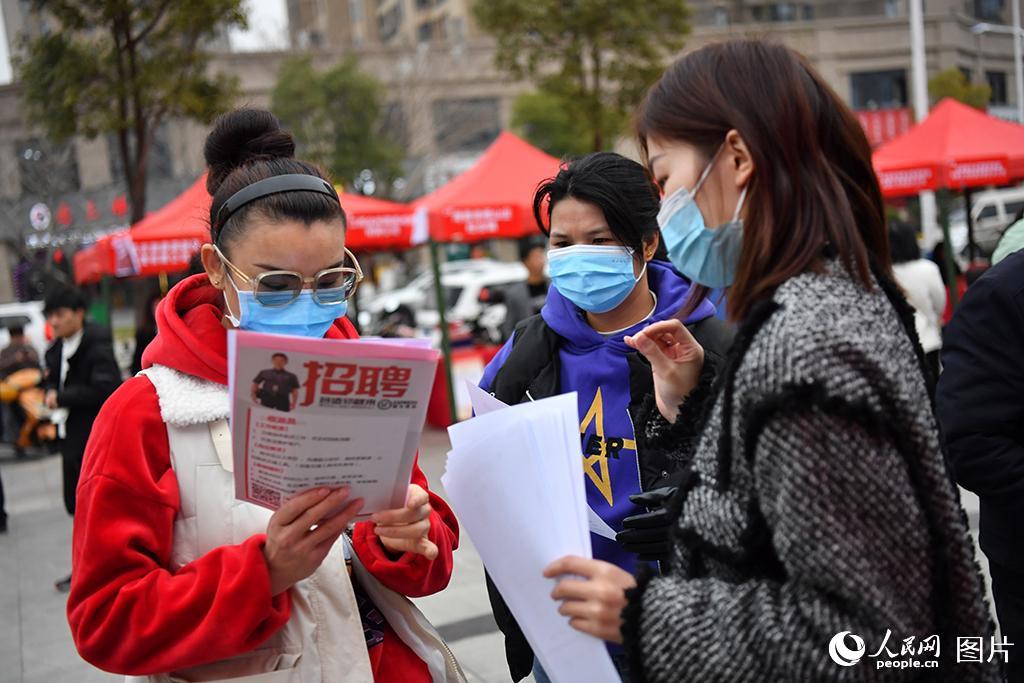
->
[972,3,1024,123]
[910,0,941,249]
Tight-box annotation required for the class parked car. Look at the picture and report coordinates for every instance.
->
[949,185,1024,258]
[0,301,50,360]
[361,259,528,343]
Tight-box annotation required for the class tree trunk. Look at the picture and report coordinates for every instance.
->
[125,10,150,225]
[590,43,604,152]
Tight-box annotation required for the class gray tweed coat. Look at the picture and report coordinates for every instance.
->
[622,263,1002,682]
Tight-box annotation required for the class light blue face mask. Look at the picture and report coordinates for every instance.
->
[547,244,646,314]
[657,148,748,289]
[224,274,346,338]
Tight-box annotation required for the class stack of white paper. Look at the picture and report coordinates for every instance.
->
[443,390,620,683]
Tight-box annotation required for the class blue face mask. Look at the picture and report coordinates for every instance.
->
[657,149,748,289]
[548,244,646,314]
[224,275,346,338]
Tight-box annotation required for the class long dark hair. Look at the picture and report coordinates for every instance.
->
[637,39,889,322]
[532,152,662,254]
[204,109,345,252]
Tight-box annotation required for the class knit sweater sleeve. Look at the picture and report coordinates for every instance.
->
[623,404,947,683]
[633,354,718,469]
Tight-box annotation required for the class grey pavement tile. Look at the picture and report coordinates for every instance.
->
[448,632,521,683]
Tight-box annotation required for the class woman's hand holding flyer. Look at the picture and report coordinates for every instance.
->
[370,483,438,560]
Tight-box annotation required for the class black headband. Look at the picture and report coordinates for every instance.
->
[213,174,340,239]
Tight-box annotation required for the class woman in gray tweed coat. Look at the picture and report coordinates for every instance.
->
[542,40,1003,682]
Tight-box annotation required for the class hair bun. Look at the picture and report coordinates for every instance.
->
[204,109,296,195]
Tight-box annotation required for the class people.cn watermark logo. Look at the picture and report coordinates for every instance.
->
[829,632,866,667]
[829,630,1012,670]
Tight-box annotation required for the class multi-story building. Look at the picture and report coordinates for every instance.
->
[287,0,479,49]
[0,0,1021,248]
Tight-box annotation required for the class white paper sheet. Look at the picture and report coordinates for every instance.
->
[443,392,620,683]
[467,381,620,542]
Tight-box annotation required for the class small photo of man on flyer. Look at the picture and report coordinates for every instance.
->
[252,353,301,412]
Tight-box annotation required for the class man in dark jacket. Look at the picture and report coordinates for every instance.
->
[937,248,1024,683]
[499,237,550,341]
[42,287,121,592]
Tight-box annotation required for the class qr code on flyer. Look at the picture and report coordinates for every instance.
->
[250,482,281,508]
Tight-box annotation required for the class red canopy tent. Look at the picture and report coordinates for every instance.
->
[414,131,563,242]
[873,97,1024,305]
[874,98,1024,197]
[73,236,114,285]
[339,193,417,252]
[72,174,419,284]
[73,230,139,285]
[128,176,211,276]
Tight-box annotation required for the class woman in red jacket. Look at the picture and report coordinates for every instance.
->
[67,109,461,682]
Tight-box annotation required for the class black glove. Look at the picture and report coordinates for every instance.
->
[616,485,678,562]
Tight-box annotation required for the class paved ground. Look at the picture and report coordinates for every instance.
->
[0,430,515,683]
[0,430,991,683]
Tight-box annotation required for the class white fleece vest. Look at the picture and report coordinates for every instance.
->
[129,365,464,683]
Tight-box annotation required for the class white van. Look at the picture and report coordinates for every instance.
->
[956,185,1024,256]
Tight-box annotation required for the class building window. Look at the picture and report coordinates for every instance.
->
[348,0,363,24]
[974,0,1003,20]
[382,102,409,149]
[417,17,447,43]
[448,16,465,42]
[378,3,404,42]
[712,6,730,24]
[18,138,79,196]
[750,3,805,22]
[417,21,432,42]
[885,0,902,16]
[432,98,501,153]
[987,70,1009,104]
[850,69,908,109]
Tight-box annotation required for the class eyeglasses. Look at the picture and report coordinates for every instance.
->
[215,246,364,307]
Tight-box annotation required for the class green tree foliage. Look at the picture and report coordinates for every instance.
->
[473,0,690,152]
[271,56,403,194]
[511,90,593,157]
[928,69,992,110]
[15,0,246,223]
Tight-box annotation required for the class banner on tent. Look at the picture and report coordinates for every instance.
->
[135,238,204,273]
[438,205,526,242]
[877,157,1010,196]
[347,213,416,250]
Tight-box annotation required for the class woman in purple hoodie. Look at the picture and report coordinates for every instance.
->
[477,152,733,682]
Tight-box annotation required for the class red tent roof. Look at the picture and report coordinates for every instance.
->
[75,175,416,281]
[874,98,1024,197]
[129,175,211,276]
[73,237,114,285]
[414,132,563,242]
[340,193,417,252]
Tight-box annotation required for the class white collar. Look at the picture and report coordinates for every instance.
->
[62,328,84,357]
[599,292,658,338]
